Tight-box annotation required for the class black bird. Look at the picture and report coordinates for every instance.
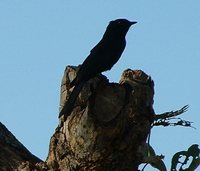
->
[59,19,137,119]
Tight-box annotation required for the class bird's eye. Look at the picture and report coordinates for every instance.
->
[117,21,121,24]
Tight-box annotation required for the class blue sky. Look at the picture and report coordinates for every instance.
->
[0,1,199,170]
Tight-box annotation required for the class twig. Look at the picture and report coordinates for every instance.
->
[152,105,194,128]
[154,105,189,120]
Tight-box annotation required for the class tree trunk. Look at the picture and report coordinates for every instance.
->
[0,122,42,171]
[0,67,155,171]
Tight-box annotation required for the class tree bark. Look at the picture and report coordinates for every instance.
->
[0,67,155,171]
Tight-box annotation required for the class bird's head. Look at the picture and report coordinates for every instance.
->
[110,19,137,28]
[106,19,137,37]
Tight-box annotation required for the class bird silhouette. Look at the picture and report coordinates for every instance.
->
[59,19,137,120]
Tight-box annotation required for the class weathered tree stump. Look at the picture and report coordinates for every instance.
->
[46,66,155,171]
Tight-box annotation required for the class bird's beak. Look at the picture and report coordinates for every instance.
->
[130,21,137,25]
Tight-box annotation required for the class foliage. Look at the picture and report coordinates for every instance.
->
[139,105,200,171]
[171,144,200,171]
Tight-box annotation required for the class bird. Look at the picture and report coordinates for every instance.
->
[59,19,137,120]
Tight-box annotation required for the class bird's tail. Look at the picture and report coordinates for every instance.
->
[58,82,85,119]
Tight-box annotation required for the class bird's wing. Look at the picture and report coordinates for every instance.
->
[90,39,104,54]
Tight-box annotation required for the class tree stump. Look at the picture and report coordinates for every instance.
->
[46,66,155,171]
